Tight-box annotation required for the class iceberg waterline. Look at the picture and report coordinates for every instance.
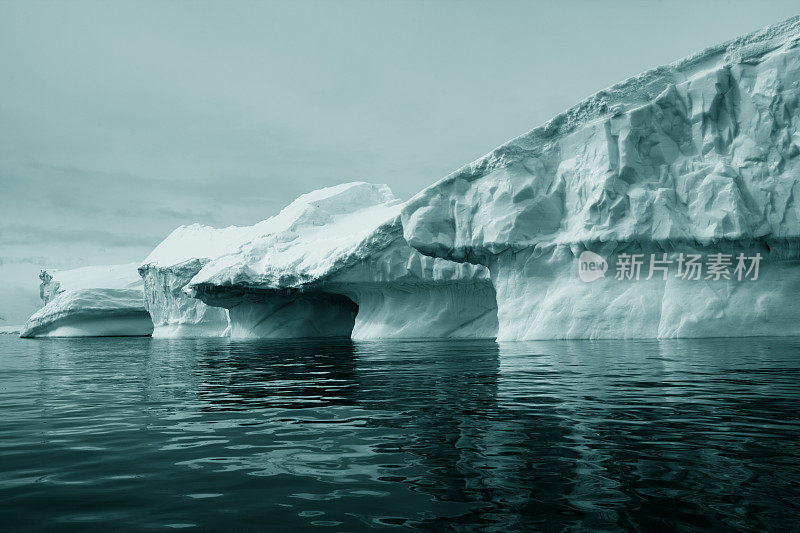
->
[19,17,800,340]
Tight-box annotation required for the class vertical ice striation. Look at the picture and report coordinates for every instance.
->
[138,225,236,338]
[402,17,800,339]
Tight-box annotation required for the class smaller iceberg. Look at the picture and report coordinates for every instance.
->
[20,263,153,338]
[0,325,23,335]
[187,182,498,339]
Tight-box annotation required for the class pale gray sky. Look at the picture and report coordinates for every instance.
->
[1,0,798,323]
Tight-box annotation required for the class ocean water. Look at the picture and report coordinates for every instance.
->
[1,336,799,531]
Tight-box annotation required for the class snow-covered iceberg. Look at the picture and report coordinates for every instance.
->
[402,17,800,340]
[188,182,497,339]
[139,225,234,338]
[21,264,153,338]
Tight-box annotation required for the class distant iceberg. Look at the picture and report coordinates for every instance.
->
[21,264,152,338]
[0,325,23,335]
[402,17,800,339]
[185,182,498,339]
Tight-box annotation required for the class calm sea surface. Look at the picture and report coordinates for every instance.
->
[1,335,799,531]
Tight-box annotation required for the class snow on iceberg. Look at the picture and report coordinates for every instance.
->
[402,17,800,340]
[188,182,498,339]
[38,263,142,304]
[21,264,153,338]
[139,225,236,338]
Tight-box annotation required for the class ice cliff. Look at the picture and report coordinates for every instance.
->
[21,264,152,338]
[187,182,498,339]
[139,226,234,338]
[402,17,800,340]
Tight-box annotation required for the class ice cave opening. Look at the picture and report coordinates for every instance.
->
[191,284,359,339]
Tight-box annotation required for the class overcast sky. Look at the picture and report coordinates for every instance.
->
[1,1,798,324]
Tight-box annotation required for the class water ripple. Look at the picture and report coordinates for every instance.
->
[0,336,799,530]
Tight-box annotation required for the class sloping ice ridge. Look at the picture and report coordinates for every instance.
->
[186,182,498,339]
[21,264,152,338]
[402,16,800,339]
[38,263,142,303]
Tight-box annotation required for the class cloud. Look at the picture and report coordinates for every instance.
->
[112,206,220,223]
[0,255,51,265]
[0,224,162,248]
[0,160,287,226]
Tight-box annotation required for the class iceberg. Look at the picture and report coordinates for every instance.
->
[139,225,234,338]
[187,182,498,339]
[0,325,23,335]
[21,264,153,338]
[402,17,800,340]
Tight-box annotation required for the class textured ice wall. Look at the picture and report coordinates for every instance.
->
[319,228,498,339]
[402,17,800,339]
[139,261,230,338]
[139,225,241,338]
[189,183,498,339]
[39,270,57,304]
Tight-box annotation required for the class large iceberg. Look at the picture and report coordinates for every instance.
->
[21,264,153,338]
[139,225,234,338]
[187,182,498,339]
[402,17,800,340]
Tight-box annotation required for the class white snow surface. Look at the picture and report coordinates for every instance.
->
[186,182,497,339]
[23,263,151,338]
[39,263,142,304]
[143,182,397,272]
[401,16,800,340]
[189,182,403,289]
